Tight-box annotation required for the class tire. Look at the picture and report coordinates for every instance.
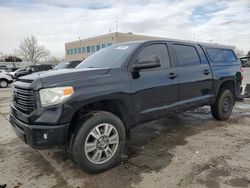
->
[0,79,8,88]
[70,111,126,173]
[211,89,234,121]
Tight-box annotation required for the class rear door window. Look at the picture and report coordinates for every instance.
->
[173,44,201,66]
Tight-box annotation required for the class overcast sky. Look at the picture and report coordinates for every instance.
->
[0,0,249,57]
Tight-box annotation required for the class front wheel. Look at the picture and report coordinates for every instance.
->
[0,79,8,88]
[211,89,234,121]
[71,111,126,173]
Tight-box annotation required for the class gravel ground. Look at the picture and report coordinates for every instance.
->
[0,80,250,187]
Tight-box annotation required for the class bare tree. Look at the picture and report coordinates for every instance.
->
[235,47,244,57]
[48,56,62,64]
[18,36,49,64]
[0,52,4,61]
[247,50,250,63]
[247,50,250,57]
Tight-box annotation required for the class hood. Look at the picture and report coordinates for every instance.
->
[19,68,110,87]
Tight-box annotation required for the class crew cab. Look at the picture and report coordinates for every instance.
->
[9,40,242,173]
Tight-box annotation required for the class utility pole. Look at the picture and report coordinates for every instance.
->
[116,20,118,33]
[193,33,196,41]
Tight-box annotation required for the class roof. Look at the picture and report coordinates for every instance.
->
[140,39,235,50]
[198,42,235,50]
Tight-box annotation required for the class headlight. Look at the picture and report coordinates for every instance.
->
[39,86,74,107]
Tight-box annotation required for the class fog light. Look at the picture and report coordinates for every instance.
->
[43,133,48,140]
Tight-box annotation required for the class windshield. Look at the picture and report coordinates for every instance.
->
[53,62,70,70]
[76,42,140,69]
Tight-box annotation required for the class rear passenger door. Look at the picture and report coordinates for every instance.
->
[171,42,213,105]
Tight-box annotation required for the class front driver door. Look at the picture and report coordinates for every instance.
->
[129,42,179,124]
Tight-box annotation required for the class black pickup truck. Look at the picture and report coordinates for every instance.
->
[10,40,242,173]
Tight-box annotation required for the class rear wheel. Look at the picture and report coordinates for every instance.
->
[211,89,234,121]
[0,79,8,88]
[70,111,126,173]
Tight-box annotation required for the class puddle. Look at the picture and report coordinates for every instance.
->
[192,156,250,188]
[208,168,231,179]
[83,166,142,188]
[227,177,249,187]
[125,112,218,175]
[235,103,250,110]
[128,146,174,172]
[38,110,219,188]
[196,178,220,188]
[15,110,216,184]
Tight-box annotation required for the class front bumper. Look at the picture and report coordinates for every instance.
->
[9,113,69,149]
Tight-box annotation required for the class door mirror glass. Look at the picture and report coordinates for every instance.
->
[132,55,161,71]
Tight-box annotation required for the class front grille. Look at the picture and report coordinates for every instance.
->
[12,87,35,114]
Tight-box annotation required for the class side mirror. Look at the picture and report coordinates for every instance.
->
[132,55,161,72]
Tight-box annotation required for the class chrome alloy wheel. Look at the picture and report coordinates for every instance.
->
[84,123,119,164]
[0,80,7,88]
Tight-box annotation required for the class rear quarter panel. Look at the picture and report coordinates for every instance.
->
[200,44,241,98]
[210,64,241,96]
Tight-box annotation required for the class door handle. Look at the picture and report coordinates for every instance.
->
[168,72,177,79]
[203,70,210,75]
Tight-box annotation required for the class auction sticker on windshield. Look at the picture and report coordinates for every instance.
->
[116,46,129,50]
